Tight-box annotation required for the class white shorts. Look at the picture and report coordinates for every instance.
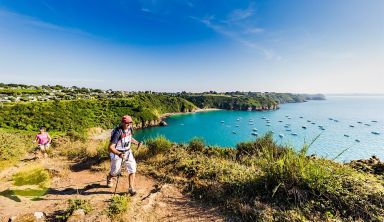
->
[109,150,137,176]
[36,144,50,152]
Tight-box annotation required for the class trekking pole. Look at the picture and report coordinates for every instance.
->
[114,155,126,195]
[113,142,141,195]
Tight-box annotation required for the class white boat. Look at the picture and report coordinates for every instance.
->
[252,128,258,131]
[357,121,362,124]
[349,125,354,128]
[221,121,224,123]
[371,131,380,135]
[355,139,360,142]
[344,134,349,137]
[232,131,236,134]
[249,123,254,125]
[251,132,258,136]
[235,125,239,127]
[371,120,378,123]
[307,120,311,122]
[291,133,298,136]
[285,129,292,131]
[302,126,307,129]
[279,134,284,138]
[364,123,371,126]
[262,117,266,119]
[266,124,271,126]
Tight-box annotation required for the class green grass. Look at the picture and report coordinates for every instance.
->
[0,165,52,198]
[139,134,384,221]
[0,128,35,169]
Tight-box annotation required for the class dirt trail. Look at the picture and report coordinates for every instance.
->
[0,152,229,221]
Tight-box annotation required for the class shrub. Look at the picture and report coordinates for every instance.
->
[66,130,87,142]
[236,131,283,157]
[57,199,92,220]
[145,136,173,156]
[0,129,35,169]
[188,137,205,152]
[106,195,130,218]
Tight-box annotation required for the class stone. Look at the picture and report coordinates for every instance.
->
[67,209,86,222]
[34,212,45,221]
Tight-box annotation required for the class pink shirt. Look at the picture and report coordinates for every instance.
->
[36,132,49,145]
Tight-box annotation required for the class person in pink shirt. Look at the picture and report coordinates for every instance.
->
[33,127,52,158]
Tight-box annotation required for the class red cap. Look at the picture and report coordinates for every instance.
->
[121,115,132,123]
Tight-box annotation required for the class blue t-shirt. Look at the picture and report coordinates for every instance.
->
[110,127,133,151]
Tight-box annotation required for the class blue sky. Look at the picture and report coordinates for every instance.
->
[0,0,383,93]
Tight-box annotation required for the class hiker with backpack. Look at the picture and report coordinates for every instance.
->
[107,115,140,195]
[32,127,52,158]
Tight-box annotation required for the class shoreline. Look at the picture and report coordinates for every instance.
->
[160,108,222,119]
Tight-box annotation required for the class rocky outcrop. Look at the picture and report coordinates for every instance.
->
[349,156,384,179]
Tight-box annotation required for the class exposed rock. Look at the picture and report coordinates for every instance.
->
[67,209,85,222]
[349,156,384,178]
[9,212,45,222]
[159,121,168,126]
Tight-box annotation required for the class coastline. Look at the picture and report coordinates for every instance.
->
[160,108,222,119]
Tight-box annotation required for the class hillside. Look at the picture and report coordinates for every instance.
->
[0,129,383,221]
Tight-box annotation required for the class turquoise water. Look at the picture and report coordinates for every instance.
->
[135,96,384,162]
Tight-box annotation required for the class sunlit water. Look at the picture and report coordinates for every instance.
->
[135,96,384,162]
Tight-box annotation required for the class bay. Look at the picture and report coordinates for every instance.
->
[135,96,384,162]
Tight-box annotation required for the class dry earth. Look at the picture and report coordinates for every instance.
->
[0,147,232,222]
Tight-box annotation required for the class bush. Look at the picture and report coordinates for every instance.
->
[188,137,205,152]
[66,130,87,142]
[0,129,35,169]
[106,195,130,218]
[236,131,283,157]
[57,199,92,220]
[145,136,173,156]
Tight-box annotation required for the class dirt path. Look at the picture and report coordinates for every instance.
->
[0,155,230,221]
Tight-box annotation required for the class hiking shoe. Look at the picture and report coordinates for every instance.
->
[106,176,113,188]
[128,188,137,196]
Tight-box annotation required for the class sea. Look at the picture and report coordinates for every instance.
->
[135,96,384,162]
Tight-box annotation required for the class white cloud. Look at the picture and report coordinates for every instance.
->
[190,6,280,61]
[228,2,255,22]
[0,9,92,38]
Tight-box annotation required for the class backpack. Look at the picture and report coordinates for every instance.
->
[111,125,134,149]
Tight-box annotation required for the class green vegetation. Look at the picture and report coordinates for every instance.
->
[145,136,173,157]
[106,195,131,218]
[183,94,278,110]
[138,134,384,221]
[57,199,93,220]
[0,94,196,132]
[0,128,35,169]
[10,165,50,197]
